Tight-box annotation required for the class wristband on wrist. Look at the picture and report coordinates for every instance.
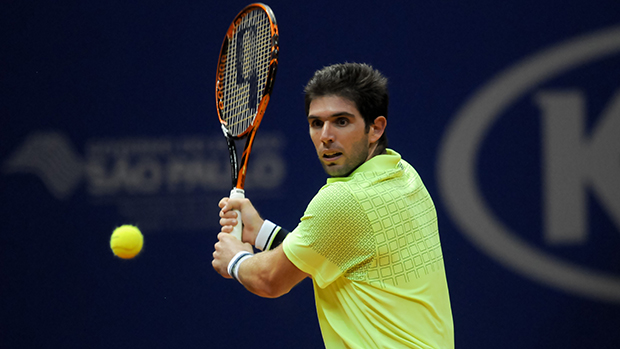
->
[227,251,253,282]
[255,220,290,251]
[255,220,278,251]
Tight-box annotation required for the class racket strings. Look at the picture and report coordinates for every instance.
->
[220,9,272,137]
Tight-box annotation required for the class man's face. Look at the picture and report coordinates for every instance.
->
[307,95,371,177]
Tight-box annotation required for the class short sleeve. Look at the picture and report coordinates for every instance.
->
[282,183,375,288]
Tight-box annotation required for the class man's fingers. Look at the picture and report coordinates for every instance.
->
[219,210,237,219]
[219,217,237,231]
[220,198,245,213]
[218,197,229,209]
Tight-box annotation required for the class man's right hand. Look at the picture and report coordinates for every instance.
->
[218,197,264,246]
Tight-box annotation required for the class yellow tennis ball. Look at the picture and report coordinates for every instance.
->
[110,225,143,259]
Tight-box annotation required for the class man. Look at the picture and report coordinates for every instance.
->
[212,63,454,348]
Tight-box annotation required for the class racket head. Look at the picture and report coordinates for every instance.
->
[216,3,279,139]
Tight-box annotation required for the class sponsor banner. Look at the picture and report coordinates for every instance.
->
[438,26,620,302]
[4,132,286,231]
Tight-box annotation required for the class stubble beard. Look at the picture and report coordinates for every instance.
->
[321,138,369,178]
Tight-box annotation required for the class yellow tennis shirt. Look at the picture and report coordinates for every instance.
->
[283,149,454,349]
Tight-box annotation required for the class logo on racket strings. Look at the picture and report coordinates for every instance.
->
[235,25,259,114]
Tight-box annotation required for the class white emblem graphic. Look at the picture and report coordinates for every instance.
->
[3,132,83,200]
[437,26,620,302]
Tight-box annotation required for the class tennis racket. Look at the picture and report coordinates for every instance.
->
[216,3,279,240]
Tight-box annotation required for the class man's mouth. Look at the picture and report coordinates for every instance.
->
[322,151,343,162]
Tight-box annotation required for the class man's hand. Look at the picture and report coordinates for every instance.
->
[212,232,254,278]
[218,197,264,246]
[214,196,308,295]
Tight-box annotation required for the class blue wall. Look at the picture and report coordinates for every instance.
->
[2,1,619,348]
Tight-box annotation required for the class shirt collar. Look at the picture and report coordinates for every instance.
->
[326,149,401,184]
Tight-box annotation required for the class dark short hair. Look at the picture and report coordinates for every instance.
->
[304,63,389,151]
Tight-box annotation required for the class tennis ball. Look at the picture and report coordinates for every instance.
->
[110,225,143,259]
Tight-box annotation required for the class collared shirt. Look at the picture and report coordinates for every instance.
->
[283,149,454,349]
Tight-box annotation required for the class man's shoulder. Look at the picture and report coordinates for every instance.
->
[303,181,363,215]
[314,180,355,202]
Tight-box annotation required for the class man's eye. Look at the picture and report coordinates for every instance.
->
[336,118,349,126]
[310,120,323,128]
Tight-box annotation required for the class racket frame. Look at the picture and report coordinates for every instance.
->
[216,3,279,191]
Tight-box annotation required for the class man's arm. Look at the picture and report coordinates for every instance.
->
[212,230,309,298]
[212,197,309,298]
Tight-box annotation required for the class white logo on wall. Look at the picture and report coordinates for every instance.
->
[3,132,286,231]
[437,26,620,302]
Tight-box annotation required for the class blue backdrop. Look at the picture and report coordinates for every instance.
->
[2,1,619,348]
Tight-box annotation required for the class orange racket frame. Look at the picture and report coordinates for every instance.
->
[215,3,279,191]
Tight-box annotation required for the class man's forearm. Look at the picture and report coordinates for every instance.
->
[235,245,309,298]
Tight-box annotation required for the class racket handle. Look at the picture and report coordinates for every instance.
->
[229,188,245,240]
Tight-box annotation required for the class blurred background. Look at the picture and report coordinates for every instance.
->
[1,1,619,348]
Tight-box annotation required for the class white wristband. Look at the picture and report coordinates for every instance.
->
[227,251,253,282]
[255,220,279,251]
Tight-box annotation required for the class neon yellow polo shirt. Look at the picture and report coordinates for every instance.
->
[283,149,454,349]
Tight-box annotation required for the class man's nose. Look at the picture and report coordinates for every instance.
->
[320,122,335,144]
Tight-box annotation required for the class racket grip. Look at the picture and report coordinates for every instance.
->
[229,188,245,240]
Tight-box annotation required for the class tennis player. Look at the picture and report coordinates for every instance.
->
[212,63,454,348]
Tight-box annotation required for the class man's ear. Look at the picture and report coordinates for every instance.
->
[369,116,387,143]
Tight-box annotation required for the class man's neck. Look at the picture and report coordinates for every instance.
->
[366,144,386,162]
